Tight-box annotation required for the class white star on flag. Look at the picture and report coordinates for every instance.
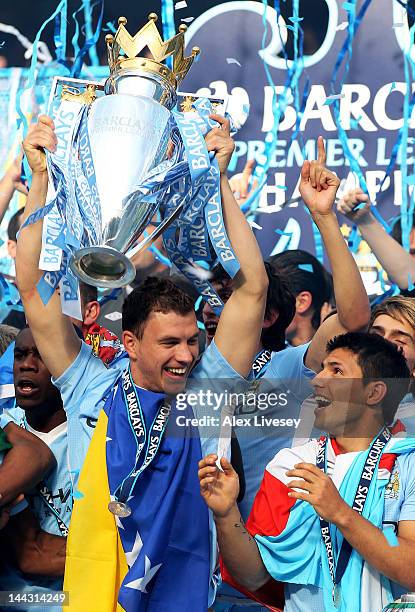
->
[125,530,143,567]
[125,556,162,593]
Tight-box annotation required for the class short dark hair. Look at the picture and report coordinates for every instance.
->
[210,262,295,351]
[326,332,410,424]
[269,250,333,330]
[122,276,195,338]
[7,208,25,241]
[262,262,295,351]
[79,282,98,305]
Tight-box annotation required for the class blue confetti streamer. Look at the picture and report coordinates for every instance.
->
[298,264,314,273]
[342,2,355,11]
[383,526,399,547]
[15,0,67,185]
[241,0,306,217]
[54,0,69,70]
[99,288,122,307]
[71,0,104,77]
[161,0,176,71]
[70,3,86,62]
[370,283,399,306]
[329,0,391,242]
[83,0,99,66]
[291,76,310,144]
[275,228,293,238]
[399,22,415,253]
[149,244,172,267]
[194,295,203,312]
[103,21,117,34]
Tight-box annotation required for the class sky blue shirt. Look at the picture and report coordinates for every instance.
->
[0,419,61,610]
[238,343,315,520]
[52,339,245,607]
[217,343,315,611]
[284,451,415,612]
[1,408,71,535]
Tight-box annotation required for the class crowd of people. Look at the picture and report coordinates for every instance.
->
[0,111,414,612]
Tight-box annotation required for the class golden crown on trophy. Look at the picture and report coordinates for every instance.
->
[105,13,200,88]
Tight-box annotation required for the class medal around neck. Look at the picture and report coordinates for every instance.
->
[108,500,132,518]
[332,584,341,609]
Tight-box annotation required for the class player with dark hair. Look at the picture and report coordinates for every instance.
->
[16,113,268,610]
[203,261,296,354]
[6,207,25,261]
[0,325,71,595]
[269,249,333,345]
[199,332,415,612]
[210,139,370,611]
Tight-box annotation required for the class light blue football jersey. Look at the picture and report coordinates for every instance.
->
[0,416,63,611]
[1,407,71,535]
[52,339,246,607]
[283,450,415,612]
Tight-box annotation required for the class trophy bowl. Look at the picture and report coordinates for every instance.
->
[69,77,173,288]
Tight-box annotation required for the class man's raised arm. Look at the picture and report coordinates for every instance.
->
[16,116,81,379]
[338,188,415,290]
[205,115,268,377]
[303,137,370,373]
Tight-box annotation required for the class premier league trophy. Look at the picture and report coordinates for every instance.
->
[45,14,201,288]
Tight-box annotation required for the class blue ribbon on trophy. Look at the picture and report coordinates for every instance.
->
[28,14,241,316]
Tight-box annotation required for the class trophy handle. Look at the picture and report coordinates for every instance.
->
[176,91,229,115]
[47,76,105,114]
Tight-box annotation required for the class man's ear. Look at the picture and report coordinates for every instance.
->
[295,291,313,315]
[7,240,17,260]
[263,309,278,329]
[82,301,100,326]
[365,380,387,407]
[122,330,139,360]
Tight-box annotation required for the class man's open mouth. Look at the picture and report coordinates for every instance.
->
[204,322,217,337]
[16,379,40,397]
[164,367,187,379]
[313,394,332,410]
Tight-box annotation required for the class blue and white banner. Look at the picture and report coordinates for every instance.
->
[182,0,415,263]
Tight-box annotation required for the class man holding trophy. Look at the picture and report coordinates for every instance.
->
[15,15,269,612]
